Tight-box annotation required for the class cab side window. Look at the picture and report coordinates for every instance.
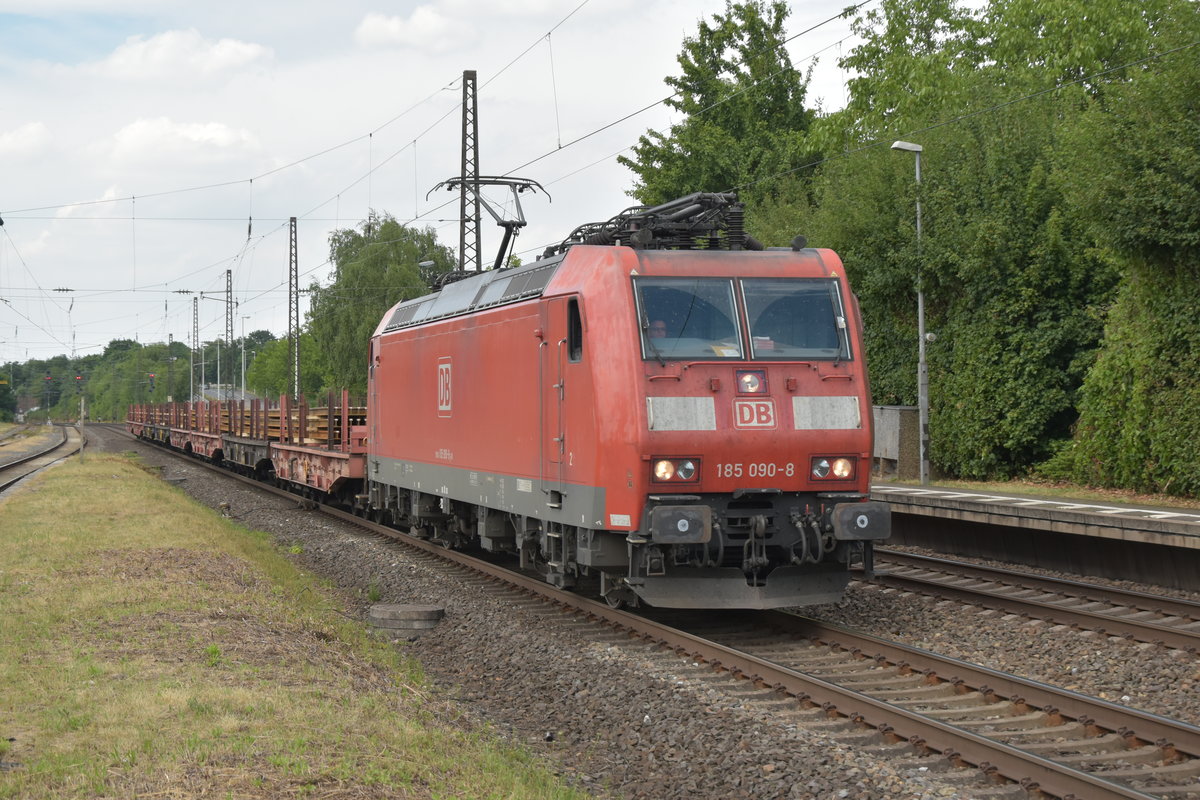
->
[568,298,583,362]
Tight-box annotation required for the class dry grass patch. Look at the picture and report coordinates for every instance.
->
[0,455,590,799]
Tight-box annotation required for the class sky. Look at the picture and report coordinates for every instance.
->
[0,0,868,366]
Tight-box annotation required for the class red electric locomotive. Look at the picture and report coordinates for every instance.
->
[365,193,889,608]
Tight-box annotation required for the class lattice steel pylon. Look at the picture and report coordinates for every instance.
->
[167,333,173,402]
[192,296,199,401]
[288,216,300,399]
[225,269,233,400]
[459,70,481,272]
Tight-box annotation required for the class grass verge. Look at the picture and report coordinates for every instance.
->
[0,454,591,799]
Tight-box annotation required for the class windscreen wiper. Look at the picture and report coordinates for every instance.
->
[642,317,667,367]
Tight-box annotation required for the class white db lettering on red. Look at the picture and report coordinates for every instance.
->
[734,399,775,429]
[437,358,452,417]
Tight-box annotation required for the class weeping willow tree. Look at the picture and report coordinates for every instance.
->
[306,214,456,395]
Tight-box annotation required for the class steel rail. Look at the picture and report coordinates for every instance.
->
[868,569,1200,653]
[876,548,1200,622]
[752,612,1200,759]
[0,423,34,445]
[0,425,65,466]
[0,426,75,492]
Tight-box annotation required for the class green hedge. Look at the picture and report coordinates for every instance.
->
[1042,267,1200,496]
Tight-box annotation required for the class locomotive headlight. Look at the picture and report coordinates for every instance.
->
[652,458,700,482]
[736,370,767,394]
[812,457,855,480]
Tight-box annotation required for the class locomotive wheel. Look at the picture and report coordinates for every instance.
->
[604,593,626,609]
[602,578,638,610]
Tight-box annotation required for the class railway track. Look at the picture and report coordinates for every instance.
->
[108,426,1200,799]
[0,425,80,493]
[871,549,1200,652]
[667,611,1200,799]
[0,423,34,445]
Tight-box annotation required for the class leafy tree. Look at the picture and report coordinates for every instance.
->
[102,339,140,359]
[244,328,275,354]
[619,0,818,206]
[985,0,1183,93]
[635,0,1158,478]
[790,0,1124,478]
[1043,2,1200,494]
[246,334,322,399]
[79,343,147,420]
[4,332,274,422]
[0,364,16,421]
[813,0,980,150]
[307,213,455,394]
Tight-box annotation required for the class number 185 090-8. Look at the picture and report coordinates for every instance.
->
[715,462,795,479]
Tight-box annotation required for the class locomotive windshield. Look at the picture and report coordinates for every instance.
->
[635,278,743,359]
[635,276,851,361]
[741,278,851,360]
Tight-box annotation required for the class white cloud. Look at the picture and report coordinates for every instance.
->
[107,117,259,163]
[18,228,52,257]
[94,29,272,79]
[439,0,564,16]
[0,122,51,156]
[52,185,123,220]
[354,8,464,51]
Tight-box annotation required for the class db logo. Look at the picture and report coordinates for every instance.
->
[733,399,776,429]
[437,358,452,417]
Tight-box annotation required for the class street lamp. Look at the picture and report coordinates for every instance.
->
[891,140,930,485]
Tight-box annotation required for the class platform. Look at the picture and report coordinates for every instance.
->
[869,484,1200,590]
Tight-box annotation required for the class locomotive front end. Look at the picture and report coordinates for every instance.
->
[606,250,890,609]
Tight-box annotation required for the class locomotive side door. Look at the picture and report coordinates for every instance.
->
[540,298,569,506]
[367,340,378,453]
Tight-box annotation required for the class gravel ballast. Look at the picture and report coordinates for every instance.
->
[90,427,1200,799]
